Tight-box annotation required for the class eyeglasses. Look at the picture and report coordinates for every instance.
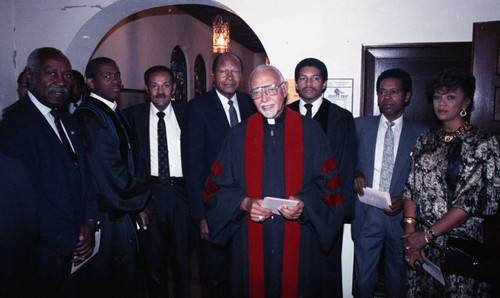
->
[249,82,284,99]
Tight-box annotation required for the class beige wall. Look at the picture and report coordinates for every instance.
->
[90,6,265,102]
[2,0,500,115]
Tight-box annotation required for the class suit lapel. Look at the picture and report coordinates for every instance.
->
[390,119,414,192]
[208,91,231,131]
[24,98,78,169]
[364,116,380,185]
[313,99,330,133]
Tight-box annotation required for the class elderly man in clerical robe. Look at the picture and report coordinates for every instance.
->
[204,64,344,298]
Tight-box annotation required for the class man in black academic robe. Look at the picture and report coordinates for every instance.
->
[205,65,344,297]
[288,58,356,297]
[74,57,151,298]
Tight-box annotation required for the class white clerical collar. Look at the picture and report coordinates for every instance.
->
[90,92,117,111]
[267,118,275,125]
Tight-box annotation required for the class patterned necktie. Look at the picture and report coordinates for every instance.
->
[50,109,79,168]
[157,111,170,184]
[379,121,395,192]
[305,103,313,118]
[228,99,238,127]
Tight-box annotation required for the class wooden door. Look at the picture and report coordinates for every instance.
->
[471,21,500,142]
[471,20,500,246]
[361,43,472,125]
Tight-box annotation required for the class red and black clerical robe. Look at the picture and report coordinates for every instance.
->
[205,108,344,298]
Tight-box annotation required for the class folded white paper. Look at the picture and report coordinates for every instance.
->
[357,187,391,209]
[262,196,298,215]
[422,256,445,286]
[71,229,101,274]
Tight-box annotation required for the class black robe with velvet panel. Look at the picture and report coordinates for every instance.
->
[205,108,344,298]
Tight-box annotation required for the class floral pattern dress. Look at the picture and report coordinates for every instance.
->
[403,126,500,297]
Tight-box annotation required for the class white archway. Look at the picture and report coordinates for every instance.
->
[66,0,233,72]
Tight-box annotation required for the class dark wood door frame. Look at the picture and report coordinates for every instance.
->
[361,43,472,126]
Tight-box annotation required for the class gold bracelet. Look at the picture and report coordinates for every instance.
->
[400,217,418,227]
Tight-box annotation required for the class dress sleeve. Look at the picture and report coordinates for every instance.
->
[204,128,248,246]
[453,135,500,217]
[295,122,345,252]
[75,110,150,213]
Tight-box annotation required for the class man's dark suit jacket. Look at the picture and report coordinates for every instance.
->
[289,99,356,219]
[182,90,255,221]
[123,101,191,297]
[0,95,98,291]
[0,152,38,298]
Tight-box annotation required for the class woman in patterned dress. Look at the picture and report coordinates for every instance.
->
[401,68,500,297]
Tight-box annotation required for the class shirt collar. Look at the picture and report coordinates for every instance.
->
[299,97,323,110]
[379,113,403,129]
[28,91,52,116]
[90,92,117,111]
[215,89,237,103]
[150,102,173,118]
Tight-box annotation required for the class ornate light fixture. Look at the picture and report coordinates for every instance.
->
[212,14,230,53]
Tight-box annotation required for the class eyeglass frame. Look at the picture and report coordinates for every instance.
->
[249,82,285,100]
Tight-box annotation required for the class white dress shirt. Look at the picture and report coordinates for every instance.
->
[298,97,323,118]
[149,103,183,177]
[216,89,241,125]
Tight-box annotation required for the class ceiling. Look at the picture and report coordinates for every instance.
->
[175,5,265,53]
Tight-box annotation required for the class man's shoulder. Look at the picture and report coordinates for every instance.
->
[2,97,35,126]
[74,97,114,128]
[287,100,300,111]
[123,102,149,117]
[188,90,217,105]
[402,118,429,134]
[326,100,353,119]
[354,115,379,125]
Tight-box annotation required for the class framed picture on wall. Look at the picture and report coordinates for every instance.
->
[324,78,353,112]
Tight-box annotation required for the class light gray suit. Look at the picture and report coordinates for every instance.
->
[352,115,427,298]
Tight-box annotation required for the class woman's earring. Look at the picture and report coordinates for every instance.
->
[460,109,467,117]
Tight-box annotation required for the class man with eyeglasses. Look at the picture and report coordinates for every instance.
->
[289,58,356,297]
[182,53,255,297]
[352,68,427,298]
[204,65,344,297]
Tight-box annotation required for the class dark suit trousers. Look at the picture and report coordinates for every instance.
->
[140,181,192,298]
[193,221,231,298]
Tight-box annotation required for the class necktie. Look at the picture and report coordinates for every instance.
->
[157,111,170,184]
[379,121,395,192]
[50,109,78,168]
[305,103,313,118]
[228,100,238,127]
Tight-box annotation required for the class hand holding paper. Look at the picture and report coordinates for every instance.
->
[357,187,392,209]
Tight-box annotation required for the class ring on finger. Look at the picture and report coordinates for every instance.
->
[258,216,263,222]
[405,246,410,251]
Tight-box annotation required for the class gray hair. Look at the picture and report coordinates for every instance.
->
[248,64,285,90]
[27,47,68,73]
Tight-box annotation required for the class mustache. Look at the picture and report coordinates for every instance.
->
[155,93,167,99]
[48,86,68,95]
[301,87,316,92]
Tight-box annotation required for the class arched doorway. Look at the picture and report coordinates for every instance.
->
[66,1,267,109]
